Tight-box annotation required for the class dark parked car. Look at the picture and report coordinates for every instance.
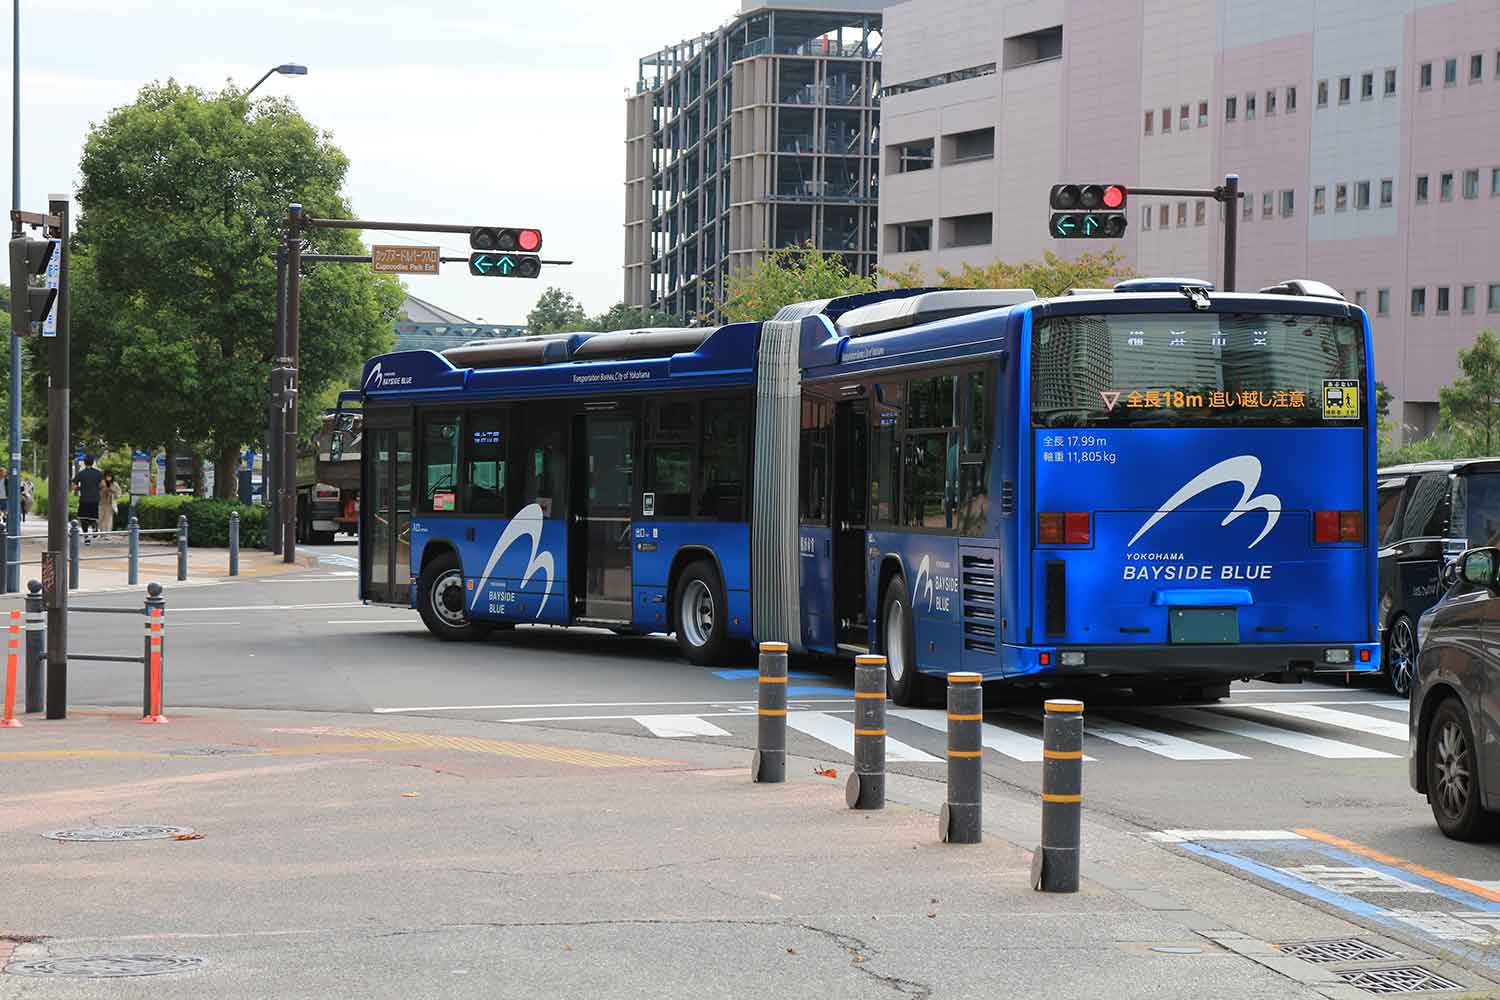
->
[1378,459,1500,696]
[1410,546,1499,839]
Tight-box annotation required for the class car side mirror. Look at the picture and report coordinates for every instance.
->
[1460,548,1499,588]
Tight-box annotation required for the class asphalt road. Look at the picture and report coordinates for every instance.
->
[25,549,1497,906]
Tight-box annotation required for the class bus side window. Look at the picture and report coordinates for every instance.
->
[465,408,507,515]
[958,368,990,536]
[517,416,567,520]
[419,412,462,513]
[903,374,958,530]
[870,404,900,526]
[646,398,696,518]
[699,398,747,521]
[800,398,831,524]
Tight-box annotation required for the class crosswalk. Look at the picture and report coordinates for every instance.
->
[535,698,1412,767]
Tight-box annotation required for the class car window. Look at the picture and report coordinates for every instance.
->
[1463,472,1500,547]
[1398,472,1451,539]
[1377,479,1407,545]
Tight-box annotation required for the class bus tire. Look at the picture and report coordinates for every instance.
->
[416,550,491,642]
[882,577,926,706]
[673,560,729,666]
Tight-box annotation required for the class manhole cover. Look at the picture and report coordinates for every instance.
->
[6,954,206,978]
[168,746,258,757]
[1334,965,1464,994]
[43,825,195,843]
[1278,938,1400,964]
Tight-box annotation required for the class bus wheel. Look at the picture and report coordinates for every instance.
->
[673,560,728,665]
[416,551,491,642]
[882,577,925,706]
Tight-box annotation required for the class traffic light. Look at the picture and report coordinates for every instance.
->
[8,236,58,336]
[1048,184,1128,240]
[469,227,542,253]
[468,253,541,278]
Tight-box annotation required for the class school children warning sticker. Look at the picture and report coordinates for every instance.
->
[1322,379,1360,420]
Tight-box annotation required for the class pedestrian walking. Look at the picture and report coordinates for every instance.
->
[19,476,32,523]
[72,455,105,544]
[99,472,122,534]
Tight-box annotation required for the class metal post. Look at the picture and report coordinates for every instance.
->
[751,640,787,783]
[7,0,21,597]
[67,520,79,589]
[1033,698,1084,893]
[23,578,41,713]
[127,515,139,586]
[1221,173,1239,292]
[141,582,165,722]
[941,672,983,843]
[282,203,303,564]
[267,245,286,553]
[176,514,188,581]
[228,510,239,576]
[43,194,68,719]
[847,654,886,810]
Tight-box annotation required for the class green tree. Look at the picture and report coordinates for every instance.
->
[884,250,1132,297]
[589,302,686,331]
[47,79,402,497]
[720,243,876,323]
[1438,329,1500,454]
[526,287,588,334]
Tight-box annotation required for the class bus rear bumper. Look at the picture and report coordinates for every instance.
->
[1001,642,1382,680]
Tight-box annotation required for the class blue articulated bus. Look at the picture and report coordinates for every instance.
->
[357,277,1380,704]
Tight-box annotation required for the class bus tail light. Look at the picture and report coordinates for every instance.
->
[1314,510,1362,543]
[1039,512,1090,545]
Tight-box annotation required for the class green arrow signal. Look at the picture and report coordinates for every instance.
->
[1084,214,1100,236]
[1054,216,1075,236]
[497,255,514,275]
[472,254,493,274]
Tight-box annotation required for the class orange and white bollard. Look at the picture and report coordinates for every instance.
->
[139,605,167,725]
[3,609,23,728]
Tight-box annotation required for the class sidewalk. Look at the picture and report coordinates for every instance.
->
[0,707,1489,998]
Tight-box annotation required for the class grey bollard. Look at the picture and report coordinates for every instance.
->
[68,521,80,590]
[177,514,188,582]
[942,672,984,843]
[1033,698,1084,893]
[751,641,788,783]
[24,580,43,714]
[142,582,165,719]
[228,511,240,577]
[127,516,140,586]
[846,654,887,810]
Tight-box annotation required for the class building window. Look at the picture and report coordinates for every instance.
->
[1159,203,1170,228]
[940,213,992,248]
[890,140,934,173]
[1338,76,1351,103]
[1463,285,1476,313]
[1280,190,1295,217]
[1245,93,1256,119]
[1377,288,1390,315]
[1353,289,1367,307]
[1420,62,1433,90]
[1241,194,1252,220]
[1286,85,1297,112]
[1161,105,1171,132]
[1471,53,1484,82]
[1493,166,1500,195]
[945,127,995,163]
[1355,180,1371,210]
[1143,109,1154,135]
[1197,100,1209,127]
[1445,57,1457,86]
[1463,168,1480,198]
[1002,25,1063,68]
[1317,79,1329,107]
[1416,174,1429,202]
[1436,286,1450,314]
[1380,178,1393,207]
[1384,67,1397,96]
[1489,284,1500,312]
[1262,192,1273,218]
[1142,205,1152,230]
[1411,287,1426,315]
[1313,185,1326,214]
[891,221,931,253]
[1361,72,1374,100]
[1335,183,1348,212]
[1225,95,1237,121]
[1177,201,1187,226]
[1195,200,1206,225]
[1265,89,1277,115]
[1441,171,1454,201]
[1179,104,1190,129]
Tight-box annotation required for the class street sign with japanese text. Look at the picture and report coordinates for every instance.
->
[371,245,440,275]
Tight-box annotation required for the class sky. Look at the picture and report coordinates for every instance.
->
[1,0,740,325]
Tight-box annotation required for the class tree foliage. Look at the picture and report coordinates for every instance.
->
[37,80,403,494]
[526,288,687,334]
[720,243,876,323]
[1438,329,1500,454]
[883,250,1132,297]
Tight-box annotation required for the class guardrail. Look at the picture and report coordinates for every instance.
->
[47,581,169,723]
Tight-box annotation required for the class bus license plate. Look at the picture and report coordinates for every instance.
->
[1168,608,1239,644]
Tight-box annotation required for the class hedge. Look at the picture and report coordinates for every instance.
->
[128,496,267,549]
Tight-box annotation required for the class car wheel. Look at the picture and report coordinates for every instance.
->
[416,550,491,642]
[1384,616,1416,698]
[673,560,729,665]
[882,577,928,706]
[1425,698,1498,841]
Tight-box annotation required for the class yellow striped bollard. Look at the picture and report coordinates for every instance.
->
[751,641,788,783]
[941,672,983,843]
[1033,698,1084,892]
[846,654,886,809]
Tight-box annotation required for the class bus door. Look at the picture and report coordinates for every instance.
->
[832,399,869,648]
[361,416,413,605]
[571,412,636,623]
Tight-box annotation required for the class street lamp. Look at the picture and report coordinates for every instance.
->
[245,63,308,98]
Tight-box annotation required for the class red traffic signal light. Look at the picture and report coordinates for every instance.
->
[470,227,544,253]
[1101,185,1127,209]
[1051,184,1127,211]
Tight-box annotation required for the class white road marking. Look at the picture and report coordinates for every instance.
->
[374,699,850,714]
[633,715,732,739]
[786,711,940,762]
[1238,702,1409,741]
[890,708,1072,762]
[1086,717,1247,760]
[1159,708,1397,759]
[166,602,363,613]
[1352,699,1411,715]
[163,621,242,627]
[325,620,418,625]
[1151,830,1306,843]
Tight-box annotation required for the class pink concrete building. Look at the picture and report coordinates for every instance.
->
[877,0,1500,434]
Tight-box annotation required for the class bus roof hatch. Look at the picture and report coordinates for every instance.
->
[1257,279,1345,301]
[835,288,1035,338]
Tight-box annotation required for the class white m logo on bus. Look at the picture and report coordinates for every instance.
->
[364,363,383,390]
[1129,455,1282,550]
[470,503,555,618]
[913,555,934,613]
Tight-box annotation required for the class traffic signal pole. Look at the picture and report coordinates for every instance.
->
[44,195,67,718]
[1125,173,1242,291]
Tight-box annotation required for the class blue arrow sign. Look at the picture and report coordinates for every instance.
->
[1084,214,1100,236]
[1054,216,1076,236]
[471,254,493,274]
[497,255,514,275]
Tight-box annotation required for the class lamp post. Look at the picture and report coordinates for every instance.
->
[7,0,22,593]
[246,63,308,98]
